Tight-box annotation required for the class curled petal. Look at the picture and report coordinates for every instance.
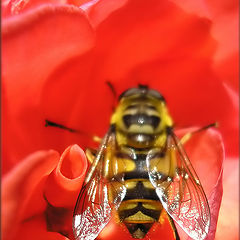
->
[44,144,88,207]
[43,145,88,239]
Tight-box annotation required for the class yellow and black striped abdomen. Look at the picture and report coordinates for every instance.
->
[118,180,163,239]
[114,151,176,239]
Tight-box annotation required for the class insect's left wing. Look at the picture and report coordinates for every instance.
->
[147,132,211,240]
[73,128,127,240]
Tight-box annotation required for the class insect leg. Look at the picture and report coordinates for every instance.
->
[45,119,102,143]
[45,119,79,132]
[180,122,218,145]
[159,210,181,240]
[105,81,117,99]
[168,215,181,240]
[85,148,96,164]
[93,135,102,143]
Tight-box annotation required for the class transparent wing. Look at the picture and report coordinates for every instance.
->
[147,132,211,240]
[73,128,127,240]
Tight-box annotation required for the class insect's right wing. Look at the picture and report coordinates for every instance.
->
[72,128,127,240]
[146,132,211,240]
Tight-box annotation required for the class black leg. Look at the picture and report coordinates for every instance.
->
[45,119,78,133]
[105,81,117,99]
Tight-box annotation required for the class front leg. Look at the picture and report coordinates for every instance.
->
[180,122,218,145]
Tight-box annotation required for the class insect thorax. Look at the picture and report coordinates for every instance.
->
[110,93,173,148]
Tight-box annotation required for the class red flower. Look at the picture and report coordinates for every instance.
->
[2,0,238,240]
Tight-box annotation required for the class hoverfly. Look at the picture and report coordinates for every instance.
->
[72,85,211,240]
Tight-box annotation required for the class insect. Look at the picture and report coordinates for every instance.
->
[72,85,211,240]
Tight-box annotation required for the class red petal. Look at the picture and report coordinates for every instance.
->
[214,53,239,91]
[205,168,223,240]
[2,0,68,17]
[68,0,98,7]
[215,158,239,240]
[219,84,239,157]
[168,0,210,18]
[206,0,238,16]
[2,4,94,173]
[2,150,59,240]
[178,128,224,197]
[169,0,239,87]
[178,128,224,240]
[17,215,67,240]
[210,7,238,61]
[83,0,128,27]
